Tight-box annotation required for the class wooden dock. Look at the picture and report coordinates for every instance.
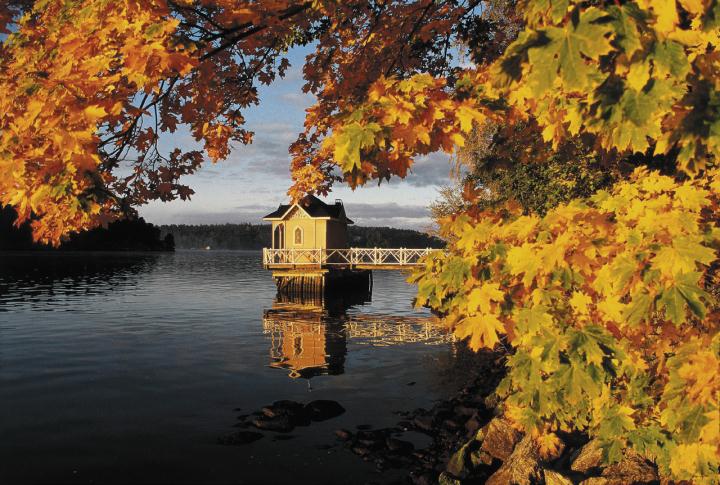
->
[263,248,436,271]
[263,248,438,295]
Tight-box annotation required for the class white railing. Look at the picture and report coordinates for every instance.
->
[263,248,436,267]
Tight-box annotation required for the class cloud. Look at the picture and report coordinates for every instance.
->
[190,122,297,179]
[342,202,429,219]
[138,45,448,231]
[189,122,457,189]
[279,91,316,108]
[400,152,456,187]
[148,206,272,225]
[343,202,433,230]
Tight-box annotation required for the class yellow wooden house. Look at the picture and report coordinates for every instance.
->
[263,195,353,250]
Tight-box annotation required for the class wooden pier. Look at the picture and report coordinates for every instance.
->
[263,248,435,270]
[264,248,437,295]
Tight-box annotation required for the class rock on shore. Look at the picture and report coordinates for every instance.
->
[335,345,660,485]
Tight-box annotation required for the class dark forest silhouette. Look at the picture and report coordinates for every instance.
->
[160,224,445,250]
[0,206,174,251]
[1,205,444,251]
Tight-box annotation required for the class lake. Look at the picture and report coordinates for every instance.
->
[0,250,464,484]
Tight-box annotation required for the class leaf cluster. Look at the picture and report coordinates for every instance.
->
[412,167,720,481]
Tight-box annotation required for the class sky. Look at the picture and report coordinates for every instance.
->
[139,47,456,230]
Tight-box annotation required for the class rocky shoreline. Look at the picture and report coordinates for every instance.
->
[218,399,347,444]
[337,345,660,485]
[219,343,661,484]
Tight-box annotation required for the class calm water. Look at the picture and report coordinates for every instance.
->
[0,251,463,484]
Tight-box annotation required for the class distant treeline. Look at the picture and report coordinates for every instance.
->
[0,205,174,251]
[160,223,269,250]
[1,204,443,251]
[159,224,445,250]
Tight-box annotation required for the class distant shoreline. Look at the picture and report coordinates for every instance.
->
[160,223,445,251]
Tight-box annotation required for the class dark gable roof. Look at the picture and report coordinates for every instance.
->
[262,204,291,219]
[263,194,354,223]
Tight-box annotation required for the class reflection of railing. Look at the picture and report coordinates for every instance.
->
[262,312,455,348]
[263,248,437,268]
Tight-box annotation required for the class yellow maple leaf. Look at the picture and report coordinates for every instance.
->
[535,432,563,460]
[640,171,676,194]
[467,283,505,315]
[652,236,716,277]
[678,0,706,16]
[507,243,542,286]
[699,410,719,444]
[455,314,505,350]
[570,290,593,316]
[626,61,650,91]
[456,103,483,133]
[669,443,717,478]
[637,0,679,35]
[677,350,720,405]
[596,298,626,323]
[674,183,710,212]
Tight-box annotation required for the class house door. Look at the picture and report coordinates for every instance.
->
[273,224,284,249]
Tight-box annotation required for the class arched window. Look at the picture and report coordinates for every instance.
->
[294,226,303,245]
[273,224,284,249]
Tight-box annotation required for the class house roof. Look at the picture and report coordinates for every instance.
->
[263,194,354,224]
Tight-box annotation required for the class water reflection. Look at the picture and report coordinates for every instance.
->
[1,251,459,485]
[0,252,160,310]
[263,291,454,379]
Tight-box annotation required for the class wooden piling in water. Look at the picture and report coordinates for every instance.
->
[273,269,371,297]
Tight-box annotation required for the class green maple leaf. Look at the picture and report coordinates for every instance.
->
[608,4,644,58]
[601,438,625,464]
[527,7,614,95]
[623,292,652,326]
[517,304,553,336]
[657,271,711,325]
[675,273,711,319]
[652,40,690,79]
[333,121,380,172]
[676,405,710,442]
[658,286,686,325]
[597,406,636,461]
[609,78,679,152]
[556,360,596,404]
[525,0,570,24]
[438,257,471,290]
[628,425,668,459]
[568,328,606,367]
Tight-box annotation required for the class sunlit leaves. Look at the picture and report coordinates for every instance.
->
[526,7,614,95]
[413,167,720,481]
[491,0,720,171]
[331,122,381,173]
[292,73,487,195]
[0,0,201,243]
[2,2,719,479]
[1,0,318,244]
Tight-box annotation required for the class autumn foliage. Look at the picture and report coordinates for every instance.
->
[409,1,720,482]
[414,168,719,479]
[1,0,719,481]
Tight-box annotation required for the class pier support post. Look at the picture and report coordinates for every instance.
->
[273,269,371,297]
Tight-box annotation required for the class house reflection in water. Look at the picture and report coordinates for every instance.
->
[262,290,369,379]
[262,291,454,380]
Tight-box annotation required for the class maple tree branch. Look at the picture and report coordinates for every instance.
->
[200,2,311,61]
[100,78,178,170]
[168,1,232,34]
[384,1,441,76]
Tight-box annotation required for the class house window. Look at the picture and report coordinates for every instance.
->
[294,227,303,245]
[273,224,284,249]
